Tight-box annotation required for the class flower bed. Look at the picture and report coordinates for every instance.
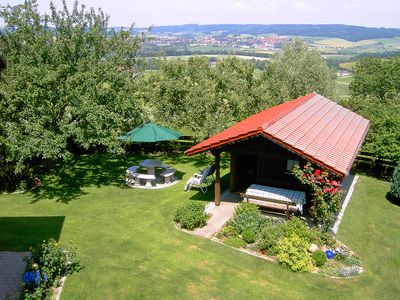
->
[215,203,362,276]
[22,239,82,299]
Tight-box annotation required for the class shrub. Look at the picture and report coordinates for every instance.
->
[242,229,256,243]
[312,249,327,267]
[282,217,313,242]
[220,225,237,238]
[293,163,342,228]
[311,228,336,247]
[277,236,313,272]
[256,220,284,255]
[234,202,259,216]
[224,237,246,248]
[390,165,400,200]
[228,210,265,234]
[174,203,207,230]
[0,165,33,192]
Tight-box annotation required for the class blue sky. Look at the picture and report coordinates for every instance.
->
[3,0,400,28]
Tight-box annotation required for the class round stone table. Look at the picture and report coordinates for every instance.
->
[139,159,163,175]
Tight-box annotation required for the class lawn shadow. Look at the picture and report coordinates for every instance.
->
[386,192,400,207]
[31,153,129,203]
[29,152,217,203]
[0,216,65,251]
[188,173,230,202]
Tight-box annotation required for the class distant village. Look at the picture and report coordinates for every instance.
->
[148,33,288,51]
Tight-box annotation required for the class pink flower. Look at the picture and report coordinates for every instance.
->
[324,187,331,193]
[320,179,325,184]
[314,169,321,176]
[331,187,338,195]
[331,180,339,187]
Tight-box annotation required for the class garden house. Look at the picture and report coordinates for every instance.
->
[185,92,370,207]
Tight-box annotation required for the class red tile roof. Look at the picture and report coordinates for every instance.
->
[185,93,370,177]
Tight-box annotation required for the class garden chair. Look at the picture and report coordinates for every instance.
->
[184,165,215,193]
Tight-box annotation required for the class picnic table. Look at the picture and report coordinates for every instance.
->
[139,159,163,175]
[125,159,176,188]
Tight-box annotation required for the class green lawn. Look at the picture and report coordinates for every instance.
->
[336,75,353,98]
[0,154,399,299]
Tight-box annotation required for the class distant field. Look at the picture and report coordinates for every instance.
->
[316,38,377,48]
[339,61,357,71]
[336,75,353,98]
[371,37,400,48]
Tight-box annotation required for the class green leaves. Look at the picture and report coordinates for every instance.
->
[350,57,400,99]
[262,40,337,103]
[0,0,146,169]
[137,56,271,141]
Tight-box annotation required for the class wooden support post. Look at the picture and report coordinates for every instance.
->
[286,203,290,220]
[214,151,221,206]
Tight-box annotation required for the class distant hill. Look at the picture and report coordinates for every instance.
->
[136,24,400,42]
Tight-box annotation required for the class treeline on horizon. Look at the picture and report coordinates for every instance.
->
[133,24,400,42]
[0,1,399,191]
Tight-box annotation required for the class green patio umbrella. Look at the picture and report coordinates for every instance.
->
[119,123,182,143]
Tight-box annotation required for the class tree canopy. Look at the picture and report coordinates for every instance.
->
[342,56,400,161]
[262,40,336,103]
[0,0,146,169]
[350,57,400,99]
[136,56,270,141]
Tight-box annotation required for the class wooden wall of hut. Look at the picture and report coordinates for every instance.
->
[222,136,308,192]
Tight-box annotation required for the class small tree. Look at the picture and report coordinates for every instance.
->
[390,165,400,200]
[293,163,342,229]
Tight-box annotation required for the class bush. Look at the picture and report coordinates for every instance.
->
[224,237,246,248]
[228,210,265,234]
[277,236,313,272]
[174,203,207,230]
[311,229,336,247]
[0,165,33,192]
[312,249,327,267]
[390,165,400,200]
[242,229,256,243]
[256,219,284,255]
[234,202,259,216]
[282,217,313,242]
[220,225,237,238]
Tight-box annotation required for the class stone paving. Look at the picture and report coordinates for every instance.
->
[0,252,30,300]
[193,190,241,238]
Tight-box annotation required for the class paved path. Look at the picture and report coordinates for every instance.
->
[193,190,241,238]
[0,252,29,300]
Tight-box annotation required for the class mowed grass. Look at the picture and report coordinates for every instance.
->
[0,154,399,299]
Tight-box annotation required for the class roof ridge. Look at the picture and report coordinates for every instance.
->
[260,92,316,130]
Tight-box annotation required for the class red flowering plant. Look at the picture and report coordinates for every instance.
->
[293,162,342,229]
